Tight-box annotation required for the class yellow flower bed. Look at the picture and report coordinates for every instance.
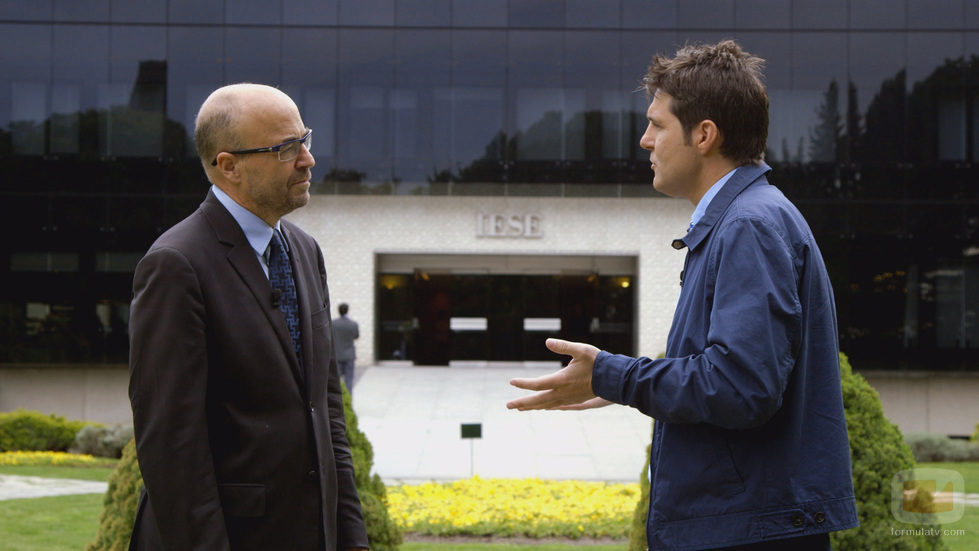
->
[0,450,105,467]
[387,476,639,539]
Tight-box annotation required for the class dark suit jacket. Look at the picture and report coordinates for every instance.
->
[128,190,369,551]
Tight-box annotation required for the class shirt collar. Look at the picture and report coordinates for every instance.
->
[211,184,281,258]
[671,162,772,252]
[689,167,737,230]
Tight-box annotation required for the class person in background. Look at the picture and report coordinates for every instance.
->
[128,83,369,551]
[333,302,360,392]
[507,41,858,551]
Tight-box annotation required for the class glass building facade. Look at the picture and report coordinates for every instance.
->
[1,0,978,370]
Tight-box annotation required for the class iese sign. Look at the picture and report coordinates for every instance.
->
[476,213,543,238]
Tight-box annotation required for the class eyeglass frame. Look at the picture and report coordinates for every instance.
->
[210,128,312,166]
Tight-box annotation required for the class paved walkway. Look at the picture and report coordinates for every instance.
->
[352,364,653,484]
[0,475,107,501]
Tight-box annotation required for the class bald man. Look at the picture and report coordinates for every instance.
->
[128,84,369,551]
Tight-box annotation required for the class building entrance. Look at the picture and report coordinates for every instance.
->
[375,254,635,366]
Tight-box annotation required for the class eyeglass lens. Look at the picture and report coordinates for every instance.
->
[278,133,311,162]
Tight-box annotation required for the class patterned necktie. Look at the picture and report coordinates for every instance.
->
[268,230,303,367]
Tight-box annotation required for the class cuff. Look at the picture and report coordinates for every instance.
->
[592,350,629,404]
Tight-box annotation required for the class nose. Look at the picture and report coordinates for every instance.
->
[640,122,654,151]
[296,143,315,168]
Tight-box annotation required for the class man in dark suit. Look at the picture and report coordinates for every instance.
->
[332,303,359,392]
[128,83,369,551]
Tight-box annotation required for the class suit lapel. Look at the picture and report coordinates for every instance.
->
[201,192,306,390]
[281,224,317,391]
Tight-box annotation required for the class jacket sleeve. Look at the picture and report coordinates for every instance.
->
[129,246,231,550]
[593,216,802,429]
[317,245,370,550]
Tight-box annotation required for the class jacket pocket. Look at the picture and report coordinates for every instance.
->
[218,483,266,517]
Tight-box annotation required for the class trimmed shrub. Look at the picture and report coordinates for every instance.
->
[628,353,946,551]
[87,440,142,551]
[627,438,651,551]
[72,424,134,458]
[0,409,91,452]
[88,384,401,550]
[831,353,944,550]
[905,432,979,462]
[342,383,403,551]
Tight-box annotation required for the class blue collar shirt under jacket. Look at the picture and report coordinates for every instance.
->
[592,162,859,550]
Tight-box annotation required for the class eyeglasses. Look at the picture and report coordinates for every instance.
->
[210,129,312,166]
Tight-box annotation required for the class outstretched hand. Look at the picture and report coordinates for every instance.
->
[506,338,601,411]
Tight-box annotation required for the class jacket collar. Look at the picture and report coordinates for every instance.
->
[670,162,772,252]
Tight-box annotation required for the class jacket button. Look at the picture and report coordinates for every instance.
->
[791,514,804,527]
[814,512,825,524]
[307,470,318,481]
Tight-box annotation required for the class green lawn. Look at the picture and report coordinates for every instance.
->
[0,493,104,551]
[0,464,117,482]
[917,462,979,551]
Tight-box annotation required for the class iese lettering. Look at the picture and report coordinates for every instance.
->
[476,214,543,238]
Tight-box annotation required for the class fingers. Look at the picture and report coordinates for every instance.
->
[509,373,560,392]
[553,397,614,411]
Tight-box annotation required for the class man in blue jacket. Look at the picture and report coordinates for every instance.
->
[507,41,859,550]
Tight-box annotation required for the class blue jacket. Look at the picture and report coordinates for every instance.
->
[593,163,858,550]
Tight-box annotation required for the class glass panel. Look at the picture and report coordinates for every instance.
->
[788,33,848,165]
[54,0,108,21]
[377,274,414,361]
[52,25,109,158]
[338,29,394,185]
[393,30,450,188]
[452,0,507,27]
[339,0,395,25]
[621,0,676,29]
[850,0,908,29]
[225,0,283,25]
[566,0,619,28]
[169,0,224,23]
[676,0,734,29]
[792,0,846,29]
[107,26,167,158]
[908,0,964,29]
[735,0,790,29]
[225,27,281,84]
[110,0,166,22]
[395,0,450,25]
[281,29,338,174]
[2,2,53,20]
[848,33,906,166]
[509,0,565,27]
[166,27,224,159]
[283,0,338,25]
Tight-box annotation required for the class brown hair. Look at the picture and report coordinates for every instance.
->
[643,40,768,165]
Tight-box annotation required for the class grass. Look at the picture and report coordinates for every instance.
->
[0,493,104,551]
[0,464,117,482]
[917,462,979,551]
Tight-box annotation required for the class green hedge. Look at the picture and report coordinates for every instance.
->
[88,383,401,550]
[0,409,92,452]
[629,353,946,551]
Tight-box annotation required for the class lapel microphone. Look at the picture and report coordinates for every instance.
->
[271,289,282,308]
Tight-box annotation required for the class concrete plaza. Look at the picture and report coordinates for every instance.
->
[351,364,653,484]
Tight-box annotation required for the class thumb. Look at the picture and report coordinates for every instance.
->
[545,338,579,357]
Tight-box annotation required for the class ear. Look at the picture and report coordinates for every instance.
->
[693,119,722,156]
[213,152,243,183]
